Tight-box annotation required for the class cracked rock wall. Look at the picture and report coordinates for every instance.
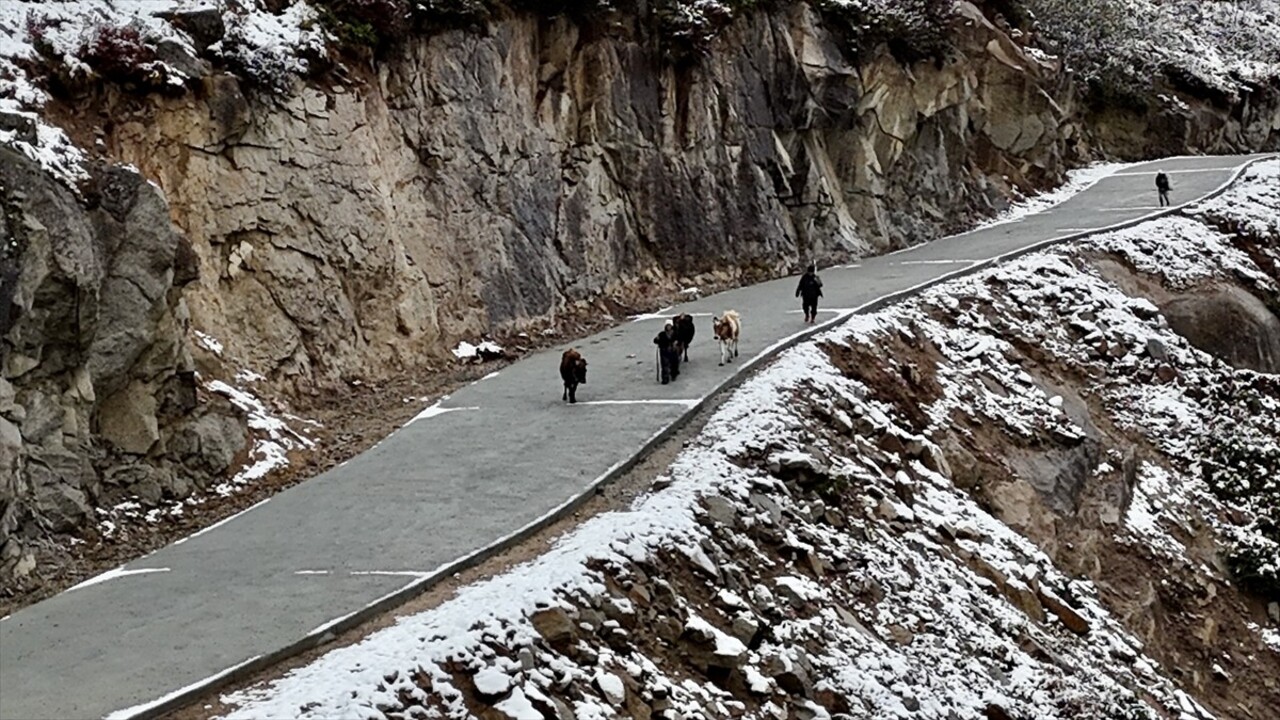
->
[0,148,248,587]
[102,4,1091,395]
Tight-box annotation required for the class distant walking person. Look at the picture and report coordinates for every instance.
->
[796,263,823,324]
[1156,171,1171,207]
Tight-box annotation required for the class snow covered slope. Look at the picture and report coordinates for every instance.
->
[210,162,1280,719]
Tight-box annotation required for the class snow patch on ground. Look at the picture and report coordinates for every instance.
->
[452,340,505,361]
[207,378,315,493]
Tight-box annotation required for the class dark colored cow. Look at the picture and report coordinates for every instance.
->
[560,348,588,403]
[672,313,695,362]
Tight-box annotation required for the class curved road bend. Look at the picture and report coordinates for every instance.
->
[0,153,1272,720]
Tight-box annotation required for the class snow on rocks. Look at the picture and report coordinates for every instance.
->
[451,339,507,362]
[206,378,315,494]
[215,161,1280,719]
[0,1,324,185]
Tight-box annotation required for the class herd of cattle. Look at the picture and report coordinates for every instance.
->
[559,310,742,404]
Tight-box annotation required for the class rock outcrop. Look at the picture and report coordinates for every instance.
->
[0,149,246,587]
[90,4,1102,399]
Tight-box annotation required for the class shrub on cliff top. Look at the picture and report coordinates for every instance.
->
[813,0,956,64]
[77,21,158,83]
[313,0,413,50]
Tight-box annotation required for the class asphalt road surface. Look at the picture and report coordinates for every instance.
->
[0,153,1271,720]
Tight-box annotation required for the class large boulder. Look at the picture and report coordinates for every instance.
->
[1162,286,1280,374]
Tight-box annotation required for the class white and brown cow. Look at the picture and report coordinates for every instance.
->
[712,310,740,366]
[560,348,588,403]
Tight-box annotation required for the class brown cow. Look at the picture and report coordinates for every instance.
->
[560,348,588,403]
[712,310,740,366]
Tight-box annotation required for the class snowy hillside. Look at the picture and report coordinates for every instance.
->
[208,162,1280,719]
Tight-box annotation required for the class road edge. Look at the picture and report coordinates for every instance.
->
[124,153,1275,720]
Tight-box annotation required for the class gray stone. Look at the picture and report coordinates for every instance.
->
[730,613,759,645]
[0,111,37,145]
[177,413,247,474]
[702,495,738,527]
[0,377,16,415]
[1163,286,1280,373]
[530,607,576,648]
[105,463,170,505]
[154,38,209,79]
[763,653,813,698]
[98,383,160,456]
[18,391,62,445]
[32,480,90,532]
[0,416,21,478]
[749,493,784,525]
[1145,337,1169,362]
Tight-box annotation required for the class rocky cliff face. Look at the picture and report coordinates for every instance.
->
[0,149,246,586]
[86,4,1094,398]
[83,3,1278,400]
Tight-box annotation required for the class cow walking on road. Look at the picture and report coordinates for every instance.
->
[560,349,588,403]
[654,322,682,384]
[713,311,741,366]
[796,264,823,324]
[672,313,696,362]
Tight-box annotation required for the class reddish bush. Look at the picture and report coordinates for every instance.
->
[316,0,413,48]
[25,11,64,56]
[78,22,157,82]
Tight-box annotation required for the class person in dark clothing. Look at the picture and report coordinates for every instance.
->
[1156,172,1171,207]
[796,264,824,324]
[654,321,682,384]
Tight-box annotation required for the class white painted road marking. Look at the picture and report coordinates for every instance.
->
[892,259,980,266]
[103,655,264,720]
[66,567,171,593]
[575,399,701,408]
[407,403,481,425]
[174,496,272,546]
[630,311,715,322]
[1113,168,1233,175]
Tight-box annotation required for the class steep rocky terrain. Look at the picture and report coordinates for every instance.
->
[1,0,1279,606]
[204,160,1280,720]
[0,148,249,593]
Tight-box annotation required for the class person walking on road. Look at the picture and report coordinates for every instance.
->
[654,321,681,384]
[796,263,823,324]
[1156,171,1171,207]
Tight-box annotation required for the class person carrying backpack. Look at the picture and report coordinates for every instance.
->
[796,263,823,324]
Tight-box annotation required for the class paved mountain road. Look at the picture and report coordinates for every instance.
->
[0,153,1270,720]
